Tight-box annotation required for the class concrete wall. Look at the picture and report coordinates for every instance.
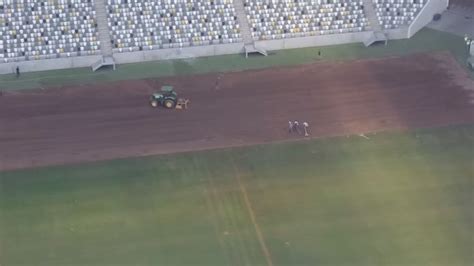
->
[113,43,244,64]
[408,0,449,38]
[114,31,375,65]
[254,31,372,51]
[0,55,101,75]
[384,28,409,40]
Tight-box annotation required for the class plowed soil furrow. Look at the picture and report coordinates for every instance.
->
[1,52,473,171]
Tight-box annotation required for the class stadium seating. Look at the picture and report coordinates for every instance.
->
[244,0,369,40]
[373,0,426,29]
[0,0,432,67]
[107,0,242,52]
[0,0,100,62]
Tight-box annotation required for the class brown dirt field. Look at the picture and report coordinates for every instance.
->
[0,52,473,171]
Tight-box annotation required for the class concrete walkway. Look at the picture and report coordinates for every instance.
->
[361,0,382,31]
[94,0,113,57]
[427,6,474,37]
[233,0,254,45]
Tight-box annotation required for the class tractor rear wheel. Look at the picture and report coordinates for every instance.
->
[150,100,158,107]
[164,99,176,109]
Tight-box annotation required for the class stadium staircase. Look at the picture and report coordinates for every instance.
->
[233,0,268,57]
[361,0,388,46]
[92,0,116,71]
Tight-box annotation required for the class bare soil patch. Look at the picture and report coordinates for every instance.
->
[1,52,472,171]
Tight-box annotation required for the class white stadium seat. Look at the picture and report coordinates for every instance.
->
[373,0,426,29]
[0,0,100,62]
[243,0,370,40]
[107,0,242,52]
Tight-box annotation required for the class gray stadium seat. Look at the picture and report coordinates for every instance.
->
[373,0,426,29]
[244,0,369,40]
[107,0,242,52]
[0,0,100,62]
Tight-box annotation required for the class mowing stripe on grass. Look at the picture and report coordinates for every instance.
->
[197,155,262,265]
[202,161,248,265]
[231,157,274,266]
[195,158,230,265]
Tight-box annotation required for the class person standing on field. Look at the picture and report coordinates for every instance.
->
[288,121,293,133]
[293,120,300,134]
[303,122,309,137]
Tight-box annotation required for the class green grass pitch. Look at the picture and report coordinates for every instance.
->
[1,125,472,265]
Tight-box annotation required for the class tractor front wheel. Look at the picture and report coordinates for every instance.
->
[150,100,158,107]
[164,99,176,109]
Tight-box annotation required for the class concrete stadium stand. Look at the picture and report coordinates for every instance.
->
[0,30,410,75]
[0,0,448,75]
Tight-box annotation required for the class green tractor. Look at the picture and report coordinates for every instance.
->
[150,85,190,110]
[150,85,178,109]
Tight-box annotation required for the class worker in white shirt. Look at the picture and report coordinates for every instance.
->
[303,122,309,137]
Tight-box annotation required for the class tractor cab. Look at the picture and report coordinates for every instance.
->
[150,86,178,108]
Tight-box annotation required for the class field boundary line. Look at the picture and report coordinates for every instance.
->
[230,157,274,266]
